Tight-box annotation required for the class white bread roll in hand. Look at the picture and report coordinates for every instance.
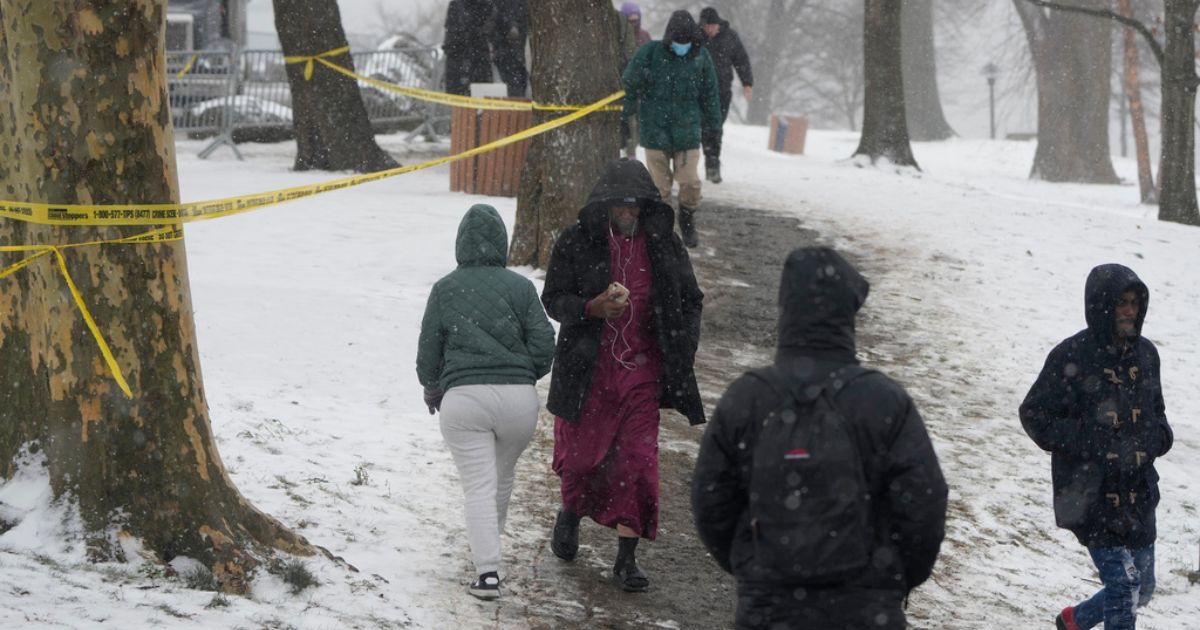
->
[608,281,629,304]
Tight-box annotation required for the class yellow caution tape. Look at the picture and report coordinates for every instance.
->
[0,226,184,398]
[0,87,624,396]
[283,45,351,81]
[290,47,621,112]
[0,90,625,227]
[0,249,51,281]
[176,53,199,79]
[53,248,132,397]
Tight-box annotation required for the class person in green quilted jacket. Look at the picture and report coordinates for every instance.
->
[416,204,555,600]
[621,9,722,249]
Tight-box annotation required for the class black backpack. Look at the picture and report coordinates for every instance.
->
[743,365,876,585]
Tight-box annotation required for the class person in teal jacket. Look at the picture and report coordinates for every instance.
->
[416,203,555,600]
[621,9,722,248]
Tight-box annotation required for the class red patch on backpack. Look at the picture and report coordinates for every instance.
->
[784,448,811,460]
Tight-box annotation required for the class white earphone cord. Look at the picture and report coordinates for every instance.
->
[607,226,638,371]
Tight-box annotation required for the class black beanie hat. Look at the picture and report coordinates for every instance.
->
[700,8,720,25]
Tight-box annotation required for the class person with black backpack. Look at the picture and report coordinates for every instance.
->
[692,247,948,630]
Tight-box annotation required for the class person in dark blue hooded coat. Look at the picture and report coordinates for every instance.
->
[1021,264,1172,630]
[692,247,947,630]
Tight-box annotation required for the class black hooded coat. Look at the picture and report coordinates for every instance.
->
[701,18,753,102]
[442,0,494,95]
[1020,264,1172,549]
[692,248,947,630]
[542,159,705,425]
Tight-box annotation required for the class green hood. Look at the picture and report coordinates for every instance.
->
[456,204,508,267]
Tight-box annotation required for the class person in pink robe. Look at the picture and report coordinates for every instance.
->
[542,158,705,593]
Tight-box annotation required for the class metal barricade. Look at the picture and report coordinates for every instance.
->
[166,50,240,157]
[166,46,447,159]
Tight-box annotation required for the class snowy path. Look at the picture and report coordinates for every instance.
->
[707,127,1200,629]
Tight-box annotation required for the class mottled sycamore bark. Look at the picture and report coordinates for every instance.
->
[509,0,623,269]
[273,0,398,173]
[854,0,919,168]
[0,0,309,592]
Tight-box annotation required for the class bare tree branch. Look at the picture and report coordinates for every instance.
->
[1022,0,1165,65]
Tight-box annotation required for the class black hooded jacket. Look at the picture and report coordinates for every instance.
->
[691,248,947,628]
[442,0,493,58]
[701,19,753,95]
[542,159,705,425]
[1020,264,1172,549]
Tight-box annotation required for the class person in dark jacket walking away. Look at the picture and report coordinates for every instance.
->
[622,10,722,249]
[693,247,948,630]
[698,7,753,184]
[542,158,705,593]
[442,0,495,96]
[491,0,529,97]
[1020,264,1172,630]
[416,204,556,600]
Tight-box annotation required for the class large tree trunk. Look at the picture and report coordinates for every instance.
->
[746,0,790,125]
[274,0,398,172]
[853,0,919,167]
[1013,0,1118,183]
[0,0,309,591]
[509,0,623,268]
[1117,0,1155,204]
[1157,0,1200,225]
[901,0,955,141]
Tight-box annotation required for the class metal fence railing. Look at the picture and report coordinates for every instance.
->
[168,46,447,159]
[167,50,238,139]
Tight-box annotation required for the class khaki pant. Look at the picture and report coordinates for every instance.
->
[645,148,701,209]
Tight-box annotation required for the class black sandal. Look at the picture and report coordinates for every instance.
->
[613,562,649,593]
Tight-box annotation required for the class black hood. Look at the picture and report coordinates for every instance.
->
[777,247,869,359]
[662,10,703,53]
[1084,263,1149,346]
[578,158,675,239]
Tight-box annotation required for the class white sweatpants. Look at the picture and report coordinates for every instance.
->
[439,384,540,575]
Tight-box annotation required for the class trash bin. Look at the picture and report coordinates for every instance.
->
[450,100,533,197]
[768,114,808,155]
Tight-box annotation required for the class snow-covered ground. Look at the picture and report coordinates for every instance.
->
[1,126,1197,629]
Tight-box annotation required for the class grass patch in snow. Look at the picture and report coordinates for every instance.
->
[268,557,318,595]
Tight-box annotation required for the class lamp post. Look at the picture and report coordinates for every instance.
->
[982,63,1000,140]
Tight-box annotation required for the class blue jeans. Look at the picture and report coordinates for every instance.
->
[1073,545,1155,630]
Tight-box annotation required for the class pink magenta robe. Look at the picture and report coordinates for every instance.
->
[553,229,663,539]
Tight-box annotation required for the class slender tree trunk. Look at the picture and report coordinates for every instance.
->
[854,0,919,167]
[274,0,398,172]
[1013,0,1118,183]
[509,0,623,268]
[1157,0,1200,225]
[746,0,789,125]
[1116,0,1155,204]
[0,0,310,591]
[901,0,955,141]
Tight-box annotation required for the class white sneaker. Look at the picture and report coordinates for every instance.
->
[468,571,500,600]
